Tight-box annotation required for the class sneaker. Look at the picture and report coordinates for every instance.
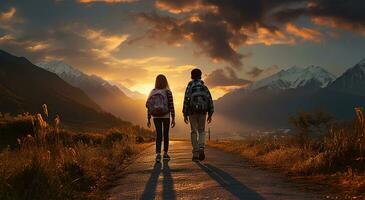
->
[163,153,170,161]
[155,154,161,163]
[199,148,205,161]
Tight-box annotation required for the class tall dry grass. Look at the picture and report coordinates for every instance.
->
[0,105,154,200]
[209,108,365,194]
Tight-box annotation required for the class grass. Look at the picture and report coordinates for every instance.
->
[208,108,365,198]
[0,108,154,200]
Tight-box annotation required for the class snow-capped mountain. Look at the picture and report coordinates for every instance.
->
[248,65,336,91]
[37,60,83,77]
[328,59,365,96]
[36,61,146,125]
[37,60,128,101]
[37,61,142,99]
[0,50,125,129]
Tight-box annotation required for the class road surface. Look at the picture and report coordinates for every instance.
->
[108,141,323,200]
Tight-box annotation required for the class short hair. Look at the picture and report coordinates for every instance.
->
[191,68,202,80]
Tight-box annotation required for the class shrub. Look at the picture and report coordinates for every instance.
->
[289,111,334,150]
[0,111,153,199]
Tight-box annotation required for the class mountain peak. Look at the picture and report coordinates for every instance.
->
[358,58,365,66]
[327,59,365,96]
[37,60,83,77]
[248,65,335,91]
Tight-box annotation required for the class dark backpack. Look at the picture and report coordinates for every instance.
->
[189,81,209,113]
[147,89,169,117]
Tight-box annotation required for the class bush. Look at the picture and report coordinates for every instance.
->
[289,111,334,150]
[2,159,60,200]
[0,115,154,199]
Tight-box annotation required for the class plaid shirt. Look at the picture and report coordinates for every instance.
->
[182,80,214,117]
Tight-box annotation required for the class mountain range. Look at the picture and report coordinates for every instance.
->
[0,50,128,129]
[248,65,336,91]
[215,61,365,132]
[36,60,146,125]
[1,48,364,133]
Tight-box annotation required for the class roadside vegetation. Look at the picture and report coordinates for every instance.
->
[0,105,154,200]
[208,108,365,197]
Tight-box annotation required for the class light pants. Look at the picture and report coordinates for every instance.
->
[189,114,206,156]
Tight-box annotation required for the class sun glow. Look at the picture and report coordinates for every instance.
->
[130,83,155,96]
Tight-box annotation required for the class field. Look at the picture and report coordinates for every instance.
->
[0,109,154,200]
[208,108,365,198]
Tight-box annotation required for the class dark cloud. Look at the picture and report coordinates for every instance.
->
[247,65,279,79]
[140,0,365,68]
[139,12,247,68]
[155,0,206,13]
[247,67,264,78]
[275,0,365,34]
[205,67,251,87]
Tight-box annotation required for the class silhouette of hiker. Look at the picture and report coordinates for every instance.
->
[183,68,214,161]
[146,74,176,163]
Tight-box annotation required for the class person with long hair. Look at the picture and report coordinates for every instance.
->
[146,74,175,162]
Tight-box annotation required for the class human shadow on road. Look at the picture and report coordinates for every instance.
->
[141,162,161,200]
[140,161,176,200]
[162,161,176,200]
[196,162,265,200]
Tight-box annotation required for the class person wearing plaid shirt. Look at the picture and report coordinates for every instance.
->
[183,68,214,161]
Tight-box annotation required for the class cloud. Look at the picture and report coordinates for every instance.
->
[145,64,195,73]
[247,65,279,80]
[83,28,128,59]
[245,26,296,45]
[26,41,50,52]
[0,7,16,20]
[205,67,251,88]
[117,56,175,66]
[312,16,365,35]
[137,0,365,69]
[77,0,137,3]
[139,12,247,69]
[0,34,15,43]
[275,0,365,35]
[286,23,322,42]
[140,0,321,69]
[155,0,216,14]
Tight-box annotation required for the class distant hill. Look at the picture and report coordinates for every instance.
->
[327,59,365,96]
[37,61,146,126]
[0,50,129,129]
[247,65,336,91]
[215,63,365,131]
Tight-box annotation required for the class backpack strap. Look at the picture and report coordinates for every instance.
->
[188,81,202,96]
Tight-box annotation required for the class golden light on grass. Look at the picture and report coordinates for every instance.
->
[0,105,154,199]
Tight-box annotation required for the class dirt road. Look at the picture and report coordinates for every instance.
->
[108,141,323,200]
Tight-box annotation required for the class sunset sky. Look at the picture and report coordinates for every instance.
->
[1,0,365,102]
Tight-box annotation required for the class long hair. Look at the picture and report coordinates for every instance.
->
[155,74,169,89]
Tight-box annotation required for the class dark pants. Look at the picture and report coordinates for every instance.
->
[153,118,170,154]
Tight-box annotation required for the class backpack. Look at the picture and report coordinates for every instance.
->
[147,89,169,117]
[188,81,209,113]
